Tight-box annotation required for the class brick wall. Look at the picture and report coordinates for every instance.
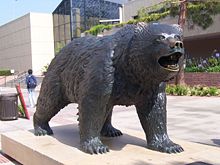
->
[169,73,220,87]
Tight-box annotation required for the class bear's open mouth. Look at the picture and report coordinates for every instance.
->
[158,52,182,72]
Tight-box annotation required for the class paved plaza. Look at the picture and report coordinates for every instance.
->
[0,86,220,164]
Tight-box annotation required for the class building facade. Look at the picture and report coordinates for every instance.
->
[122,0,220,58]
[122,0,164,22]
[160,14,220,58]
[0,13,54,74]
[53,0,122,53]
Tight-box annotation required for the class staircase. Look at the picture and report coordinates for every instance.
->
[0,71,44,89]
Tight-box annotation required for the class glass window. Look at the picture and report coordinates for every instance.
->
[53,0,121,54]
[58,14,65,26]
[54,27,60,42]
[53,14,59,27]
[59,25,65,41]
[66,39,71,45]
[64,14,71,24]
[65,23,71,40]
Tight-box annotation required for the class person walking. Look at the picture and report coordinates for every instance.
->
[26,69,37,108]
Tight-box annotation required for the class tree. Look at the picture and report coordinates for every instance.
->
[175,0,187,85]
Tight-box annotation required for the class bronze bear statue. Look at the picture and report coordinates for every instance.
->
[33,22,184,154]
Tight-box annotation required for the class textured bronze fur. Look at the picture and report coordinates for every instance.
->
[34,22,184,154]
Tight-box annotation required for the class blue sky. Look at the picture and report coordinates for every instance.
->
[0,0,62,26]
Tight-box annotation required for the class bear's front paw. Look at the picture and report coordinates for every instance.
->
[81,137,109,154]
[34,126,48,136]
[147,139,184,154]
[34,123,53,136]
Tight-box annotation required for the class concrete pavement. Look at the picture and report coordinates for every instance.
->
[0,87,220,164]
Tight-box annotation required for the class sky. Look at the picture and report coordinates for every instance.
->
[0,0,128,26]
[0,0,62,26]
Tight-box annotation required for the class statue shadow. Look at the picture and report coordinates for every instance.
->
[35,124,147,152]
[211,139,220,146]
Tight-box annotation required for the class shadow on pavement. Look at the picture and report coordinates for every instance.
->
[29,124,147,152]
[211,139,220,146]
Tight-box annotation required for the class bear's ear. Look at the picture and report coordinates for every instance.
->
[172,24,183,34]
[135,22,148,34]
[134,22,152,39]
[137,22,147,27]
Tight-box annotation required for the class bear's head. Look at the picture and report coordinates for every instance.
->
[126,22,184,83]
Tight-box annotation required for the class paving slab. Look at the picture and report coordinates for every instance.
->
[1,125,220,165]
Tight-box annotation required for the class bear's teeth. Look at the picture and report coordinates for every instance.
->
[167,64,178,69]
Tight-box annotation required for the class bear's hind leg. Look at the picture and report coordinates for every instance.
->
[79,97,110,154]
[101,109,123,137]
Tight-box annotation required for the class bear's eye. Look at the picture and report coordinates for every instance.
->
[174,35,181,40]
[156,35,166,41]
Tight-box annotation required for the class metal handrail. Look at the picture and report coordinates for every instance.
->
[0,71,27,87]
[0,76,7,86]
[0,76,6,81]
[15,71,27,86]
[1,69,43,87]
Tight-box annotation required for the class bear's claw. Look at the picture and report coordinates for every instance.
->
[101,124,123,137]
[81,137,109,154]
[147,139,184,154]
[34,123,53,136]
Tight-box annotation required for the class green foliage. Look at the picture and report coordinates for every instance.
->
[166,85,190,96]
[85,24,114,36]
[187,2,219,29]
[166,84,220,96]
[209,86,219,96]
[55,42,65,54]
[170,3,179,17]
[136,11,170,23]
[137,0,220,30]
[137,0,175,19]
[115,22,126,28]
[85,22,128,36]
[18,104,25,117]
[185,54,220,72]
[175,85,189,96]
[41,64,49,73]
[0,69,12,76]
[184,66,206,72]
[206,66,220,72]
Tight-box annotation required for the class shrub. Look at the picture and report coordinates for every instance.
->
[166,84,176,95]
[209,87,219,96]
[41,64,49,73]
[18,104,25,118]
[185,54,220,72]
[85,24,114,36]
[0,69,12,76]
[166,84,220,96]
[175,85,189,96]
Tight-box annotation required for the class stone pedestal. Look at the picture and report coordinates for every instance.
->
[1,124,220,165]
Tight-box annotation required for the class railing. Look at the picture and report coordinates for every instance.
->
[0,71,27,88]
[0,76,7,86]
[15,71,27,86]
[0,70,45,89]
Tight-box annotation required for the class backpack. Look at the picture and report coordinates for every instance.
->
[27,75,37,88]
